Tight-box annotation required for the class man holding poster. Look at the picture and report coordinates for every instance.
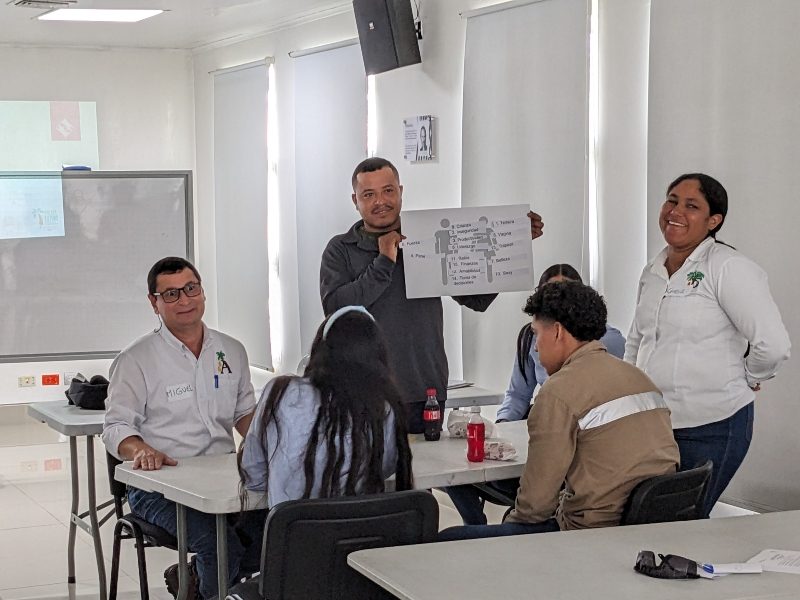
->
[319,157,544,433]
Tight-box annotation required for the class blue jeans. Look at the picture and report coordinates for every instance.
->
[674,402,754,518]
[443,478,520,525]
[127,488,266,599]
[439,518,559,541]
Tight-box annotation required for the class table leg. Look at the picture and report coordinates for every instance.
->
[176,505,189,600]
[216,514,229,598]
[67,437,79,600]
[85,436,108,600]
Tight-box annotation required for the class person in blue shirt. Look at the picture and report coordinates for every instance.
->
[496,264,626,422]
[445,264,626,525]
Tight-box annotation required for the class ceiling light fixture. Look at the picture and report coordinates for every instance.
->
[38,8,164,22]
[9,1,76,8]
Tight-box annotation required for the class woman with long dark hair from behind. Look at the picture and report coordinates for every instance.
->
[240,305,413,509]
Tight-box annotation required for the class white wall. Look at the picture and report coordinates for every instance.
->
[0,46,194,171]
[0,45,195,403]
[373,0,650,387]
[0,0,658,402]
[191,12,359,375]
[192,2,500,377]
[595,0,650,333]
[191,0,610,384]
[372,0,481,381]
[647,0,800,511]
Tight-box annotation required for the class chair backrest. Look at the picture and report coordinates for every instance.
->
[105,451,127,518]
[259,490,439,600]
[622,460,713,526]
[295,354,310,375]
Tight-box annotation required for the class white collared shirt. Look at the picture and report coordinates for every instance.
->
[624,237,790,429]
[103,323,256,460]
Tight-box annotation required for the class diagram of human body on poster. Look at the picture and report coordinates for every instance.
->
[401,204,533,298]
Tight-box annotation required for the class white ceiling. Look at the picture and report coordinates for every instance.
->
[0,0,353,50]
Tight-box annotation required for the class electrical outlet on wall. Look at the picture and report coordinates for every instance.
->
[18,376,36,387]
[44,458,63,472]
[42,374,60,386]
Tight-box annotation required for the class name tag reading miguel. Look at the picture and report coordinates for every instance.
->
[166,383,195,401]
[401,205,534,299]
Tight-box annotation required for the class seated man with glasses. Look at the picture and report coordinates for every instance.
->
[102,256,262,600]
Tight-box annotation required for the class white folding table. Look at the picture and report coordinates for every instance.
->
[444,385,503,409]
[348,510,800,600]
[27,401,110,600]
[116,420,528,598]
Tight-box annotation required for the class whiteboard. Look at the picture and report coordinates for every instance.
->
[0,171,192,361]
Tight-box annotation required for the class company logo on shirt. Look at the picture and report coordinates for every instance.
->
[166,383,195,400]
[686,271,705,288]
[216,350,232,374]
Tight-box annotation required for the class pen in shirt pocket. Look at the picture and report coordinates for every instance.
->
[214,374,219,389]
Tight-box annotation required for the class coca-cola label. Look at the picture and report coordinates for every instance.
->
[423,409,440,421]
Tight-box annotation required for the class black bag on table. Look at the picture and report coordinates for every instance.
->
[65,374,109,410]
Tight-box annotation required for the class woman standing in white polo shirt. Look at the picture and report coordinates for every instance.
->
[625,173,790,517]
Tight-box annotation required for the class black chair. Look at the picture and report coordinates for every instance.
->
[471,479,518,521]
[106,452,179,600]
[225,490,439,600]
[621,460,713,526]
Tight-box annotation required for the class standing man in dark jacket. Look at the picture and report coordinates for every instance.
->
[319,157,544,433]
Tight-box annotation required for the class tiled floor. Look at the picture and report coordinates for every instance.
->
[0,404,753,599]
[0,406,174,599]
[0,405,477,600]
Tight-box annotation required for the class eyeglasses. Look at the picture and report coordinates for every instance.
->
[153,282,202,303]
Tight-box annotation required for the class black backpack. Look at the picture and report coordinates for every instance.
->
[65,374,109,410]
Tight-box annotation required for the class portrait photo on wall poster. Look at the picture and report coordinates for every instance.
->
[403,115,434,162]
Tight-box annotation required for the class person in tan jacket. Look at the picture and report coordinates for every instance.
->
[439,281,679,541]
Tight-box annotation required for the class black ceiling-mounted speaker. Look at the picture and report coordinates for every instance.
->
[353,0,421,75]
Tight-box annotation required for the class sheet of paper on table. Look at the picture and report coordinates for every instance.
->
[447,380,474,390]
[747,549,800,574]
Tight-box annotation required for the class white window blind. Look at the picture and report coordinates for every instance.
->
[648,0,800,511]
[461,0,589,391]
[293,42,367,353]
[213,60,271,369]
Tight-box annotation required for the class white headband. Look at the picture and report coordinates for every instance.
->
[322,305,375,340]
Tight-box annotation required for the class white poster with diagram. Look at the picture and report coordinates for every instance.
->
[401,204,533,298]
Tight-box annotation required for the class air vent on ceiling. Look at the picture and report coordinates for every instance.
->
[8,0,77,8]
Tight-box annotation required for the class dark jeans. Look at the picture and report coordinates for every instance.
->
[438,518,559,541]
[128,488,266,599]
[405,400,446,435]
[674,402,754,518]
[444,478,520,525]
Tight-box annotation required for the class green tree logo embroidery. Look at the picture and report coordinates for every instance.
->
[216,351,232,374]
[686,271,704,288]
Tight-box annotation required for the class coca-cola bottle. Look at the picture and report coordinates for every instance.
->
[423,388,441,441]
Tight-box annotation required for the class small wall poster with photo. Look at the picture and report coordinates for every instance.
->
[403,115,435,162]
